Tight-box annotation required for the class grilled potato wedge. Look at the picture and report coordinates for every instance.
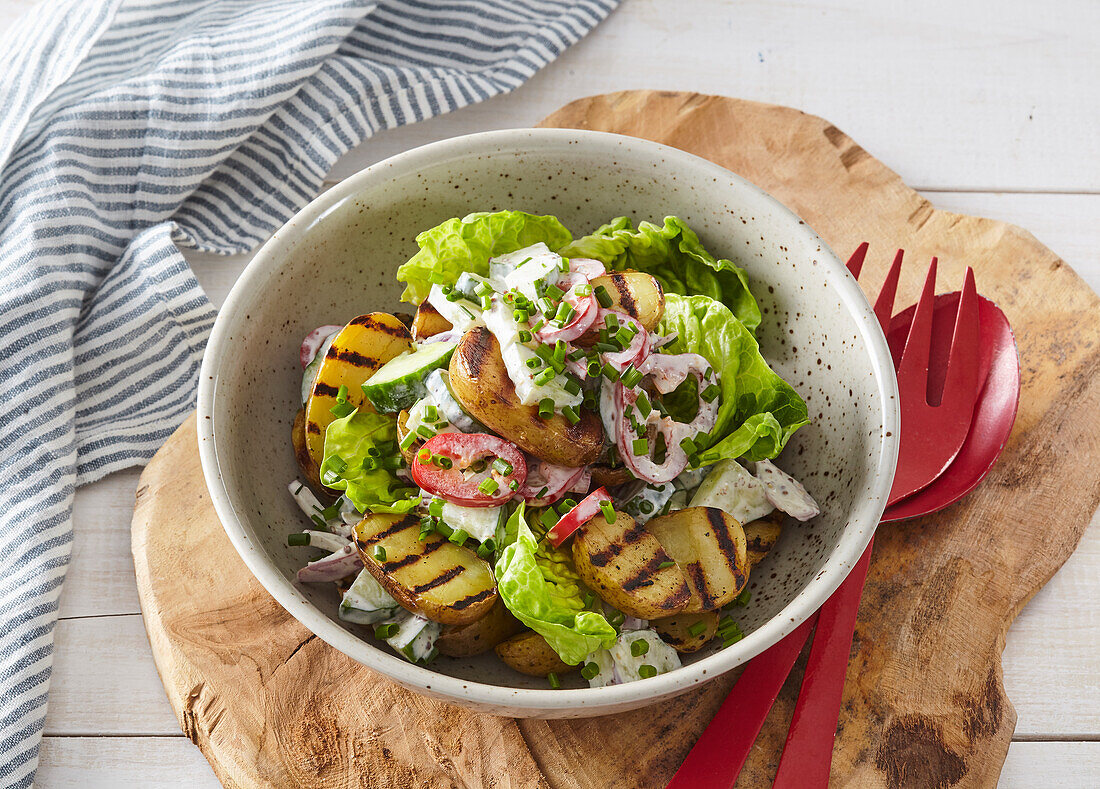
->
[646,507,749,613]
[577,271,664,345]
[304,313,414,467]
[495,631,575,676]
[411,300,452,340]
[572,509,690,620]
[437,598,525,657]
[395,409,417,465]
[292,407,334,500]
[744,510,783,568]
[652,611,719,653]
[354,513,497,625]
[449,327,604,466]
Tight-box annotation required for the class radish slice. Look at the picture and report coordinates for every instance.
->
[598,309,650,369]
[520,458,589,506]
[300,325,343,368]
[296,543,363,583]
[569,257,606,279]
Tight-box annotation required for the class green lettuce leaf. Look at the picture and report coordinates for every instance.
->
[658,293,809,463]
[560,216,761,332]
[321,410,419,514]
[396,211,574,304]
[495,504,617,665]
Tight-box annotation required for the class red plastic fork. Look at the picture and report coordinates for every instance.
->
[771,252,981,788]
[667,245,982,789]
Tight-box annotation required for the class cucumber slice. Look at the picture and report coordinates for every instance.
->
[361,341,457,413]
[339,568,400,625]
[425,369,485,433]
[300,331,338,404]
[381,611,442,663]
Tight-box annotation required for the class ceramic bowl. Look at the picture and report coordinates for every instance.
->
[197,129,898,718]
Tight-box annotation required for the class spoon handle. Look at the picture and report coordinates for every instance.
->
[665,614,816,789]
[772,540,876,787]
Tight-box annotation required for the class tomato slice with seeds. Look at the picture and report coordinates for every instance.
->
[410,433,527,508]
[547,487,613,547]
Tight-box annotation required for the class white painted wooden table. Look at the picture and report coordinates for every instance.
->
[10,0,1097,785]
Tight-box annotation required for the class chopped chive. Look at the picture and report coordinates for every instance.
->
[576,283,592,296]
[678,436,696,455]
[508,478,519,491]
[471,459,487,473]
[545,283,564,300]
[601,363,621,383]
[513,308,529,323]
[479,295,492,310]
[540,508,559,531]
[632,438,649,456]
[609,610,625,627]
[336,384,349,402]
[526,357,542,369]
[537,297,555,315]
[445,289,461,302]
[287,532,310,547]
[599,500,615,523]
[639,500,654,514]
[657,560,675,569]
[636,393,652,418]
[586,360,602,377]
[734,588,752,607]
[561,498,579,510]
[534,368,555,386]
[416,425,436,440]
[459,305,475,319]
[434,520,454,538]
[309,514,327,529]
[436,455,453,469]
[594,285,613,307]
[553,340,567,364]
[637,664,657,679]
[327,455,347,474]
[449,529,468,546]
[476,541,494,559]
[554,302,575,325]
[518,329,534,343]
[581,662,600,680]
[491,458,513,476]
[614,327,635,348]
[441,284,454,295]
[561,405,581,425]
[429,499,444,518]
[704,368,713,380]
[593,341,618,353]
[621,366,644,388]
[374,623,399,639]
[531,318,546,332]
[688,620,709,637]
[536,486,549,499]
[563,377,582,396]
[475,281,493,297]
[538,398,554,419]
[399,430,418,451]
[604,313,619,331]
[477,477,499,496]
[372,545,386,562]
[701,384,721,403]
[547,672,561,689]
[630,639,650,657]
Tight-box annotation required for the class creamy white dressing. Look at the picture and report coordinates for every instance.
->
[440,501,503,543]
[339,568,400,624]
[751,459,820,521]
[607,629,681,681]
[405,393,461,438]
[494,243,562,302]
[426,283,484,333]
[484,300,582,408]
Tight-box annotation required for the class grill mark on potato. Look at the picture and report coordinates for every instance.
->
[450,588,495,610]
[410,566,463,594]
[621,554,663,591]
[463,327,491,379]
[609,272,637,316]
[707,507,739,561]
[357,515,418,547]
[379,547,435,573]
[332,348,378,368]
[312,382,341,398]
[306,421,323,435]
[349,314,410,338]
[686,561,718,610]
[420,301,441,317]
[588,541,623,567]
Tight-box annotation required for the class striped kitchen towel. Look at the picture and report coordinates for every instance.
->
[0,0,617,784]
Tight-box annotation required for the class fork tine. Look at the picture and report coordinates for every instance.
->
[936,267,981,407]
[874,249,904,330]
[896,257,938,395]
[846,242,869,278]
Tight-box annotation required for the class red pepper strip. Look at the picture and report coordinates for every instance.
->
[547,487,613,547]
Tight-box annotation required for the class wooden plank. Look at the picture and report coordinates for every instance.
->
[37,737,221,789]
[44,615,182,736]
[323,0,1100,192]
[999,742,1100,788]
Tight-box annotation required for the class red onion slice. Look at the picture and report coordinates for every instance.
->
[300,324,343,368]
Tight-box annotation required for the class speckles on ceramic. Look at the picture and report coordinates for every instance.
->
[196,129,899,719]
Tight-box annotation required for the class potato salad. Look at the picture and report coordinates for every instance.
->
[288,211,819,686]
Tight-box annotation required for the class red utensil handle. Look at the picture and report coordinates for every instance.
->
[772,541,876,788]
[665,615,816,789]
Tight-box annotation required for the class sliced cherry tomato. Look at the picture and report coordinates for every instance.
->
[547,487,613,547]
[410,433,527,508]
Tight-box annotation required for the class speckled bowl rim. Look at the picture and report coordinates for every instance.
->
[197,128,899,715]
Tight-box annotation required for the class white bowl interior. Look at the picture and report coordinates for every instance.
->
[198,130,897,717]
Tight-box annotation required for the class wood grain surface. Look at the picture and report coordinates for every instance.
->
[131,91,1100,788]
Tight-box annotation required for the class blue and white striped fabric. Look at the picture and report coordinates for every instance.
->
[0,1,616,784]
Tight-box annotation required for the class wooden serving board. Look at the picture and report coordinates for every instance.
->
[132,91,1100,788]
